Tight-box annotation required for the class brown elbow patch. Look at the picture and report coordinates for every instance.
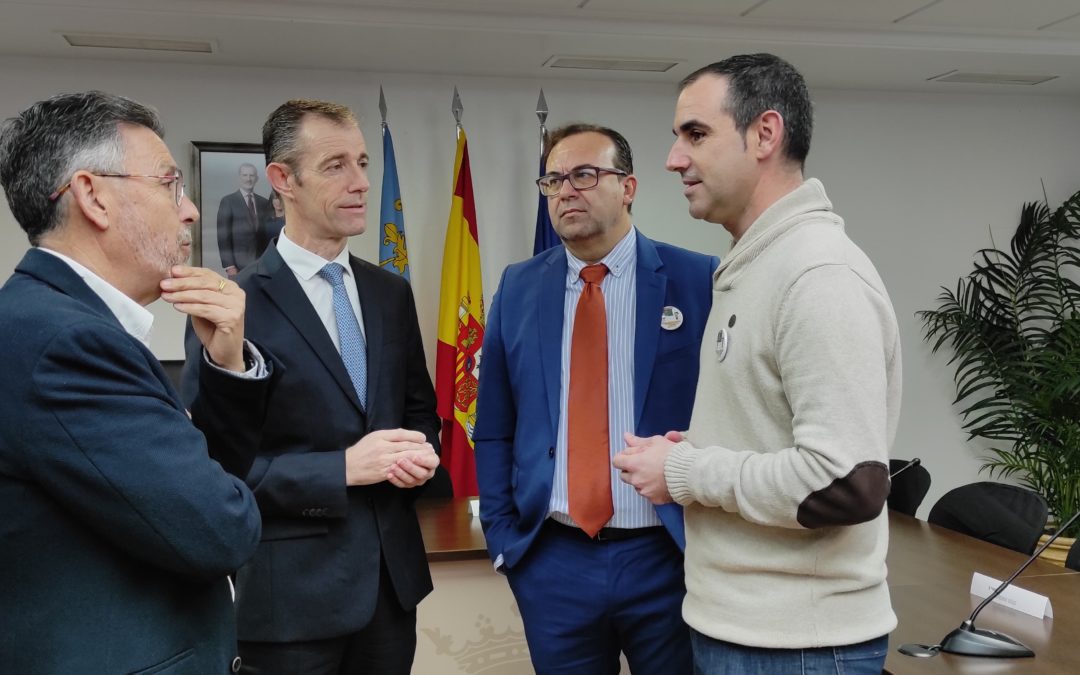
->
[796,461,890,529]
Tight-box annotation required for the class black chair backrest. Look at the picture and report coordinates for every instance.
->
[1067,538,1080,572]
[887,459,931,516]
[927,482,1048,555]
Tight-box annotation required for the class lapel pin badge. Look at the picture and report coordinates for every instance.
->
[661,306,684,331]
[716,328,729,362]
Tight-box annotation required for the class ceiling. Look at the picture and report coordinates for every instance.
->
[3,0,1080,94]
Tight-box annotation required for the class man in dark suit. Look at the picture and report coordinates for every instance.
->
[474,123,718,674]
[218,162,273,276]
[185,99,441,675]
[0,91,269,673]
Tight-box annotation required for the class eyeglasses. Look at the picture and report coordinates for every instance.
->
[536,165,627,197]
[48,170,186,207]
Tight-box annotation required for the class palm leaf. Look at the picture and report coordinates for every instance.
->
[918,188,1080,535]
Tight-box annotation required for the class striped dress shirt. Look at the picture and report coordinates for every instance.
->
[549,227,661,530]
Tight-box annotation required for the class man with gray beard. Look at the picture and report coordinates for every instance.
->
[0,91,271,674]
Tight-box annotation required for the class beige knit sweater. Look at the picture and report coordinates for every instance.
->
[665,178,901,648]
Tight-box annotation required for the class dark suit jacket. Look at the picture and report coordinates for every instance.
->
[217,190,273,272]
[184,243,440,643]
[0,249,266,674]
[474,234,718,570]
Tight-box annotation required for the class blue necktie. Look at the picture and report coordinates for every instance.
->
[318,262,367,410]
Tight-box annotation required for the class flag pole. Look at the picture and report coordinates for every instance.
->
[452,87,463,139]
[536,89,548,160]
[379,85,388,133]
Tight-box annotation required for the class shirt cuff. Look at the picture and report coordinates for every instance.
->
[202,340,268,379]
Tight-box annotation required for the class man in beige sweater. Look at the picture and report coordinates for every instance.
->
[613,53,900,674]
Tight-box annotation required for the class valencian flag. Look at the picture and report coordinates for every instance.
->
[435,128,483,497]
[533,157,559,254]
[378,124,410,280]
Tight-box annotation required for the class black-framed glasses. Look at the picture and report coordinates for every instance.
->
[536,165,627,197]
[48,169,186,207]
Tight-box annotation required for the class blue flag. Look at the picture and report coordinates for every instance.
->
[379,124,410,281]
[533,157,559,255]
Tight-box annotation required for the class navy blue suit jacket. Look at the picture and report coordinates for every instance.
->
[0,249,265,674]
[185,243,440,643]
[474,234,717,570]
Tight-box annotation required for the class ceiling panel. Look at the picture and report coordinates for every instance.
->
[581,0,757,19]
[222,0,579,8]
[744,0,934,25]
[0,0,1078,94]
[896,0,1080,31]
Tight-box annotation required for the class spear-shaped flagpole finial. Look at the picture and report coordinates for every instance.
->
[379,85,388,129]
[452,87,463,131]
[536,89,548,127]
[536,88,549,159]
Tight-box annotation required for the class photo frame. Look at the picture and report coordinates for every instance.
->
[190,141,280,277]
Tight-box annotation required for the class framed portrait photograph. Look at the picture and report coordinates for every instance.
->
[190,141,283,277]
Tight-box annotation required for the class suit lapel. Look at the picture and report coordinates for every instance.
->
[350,257,383,419]
[538,249,567,436]
[633,235,666,430]
[255,247,365,415]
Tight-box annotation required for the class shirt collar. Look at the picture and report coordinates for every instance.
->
[565,226,637,284]
[37,247,155,346]
[276,229,353,281]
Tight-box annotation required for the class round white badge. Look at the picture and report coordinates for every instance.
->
[661,306,684,331]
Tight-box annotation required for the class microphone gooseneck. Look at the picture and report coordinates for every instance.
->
[900,508,1080,659]
[889,457,921,479]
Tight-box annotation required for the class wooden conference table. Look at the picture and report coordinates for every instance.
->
[415,499,1080,674]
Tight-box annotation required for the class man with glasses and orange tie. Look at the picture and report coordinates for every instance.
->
[0,90,270,673]
[474,123,717,674]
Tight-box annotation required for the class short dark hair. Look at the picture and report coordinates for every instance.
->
[542,123,634,212]
[542,123,634,175]
[680,53,812,168]
[0,91,163,244]
[262,99,357,174]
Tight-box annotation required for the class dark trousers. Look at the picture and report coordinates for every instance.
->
[507,520,691,675]
[238,561,416,675]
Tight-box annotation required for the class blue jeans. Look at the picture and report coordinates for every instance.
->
[691,630,888,675]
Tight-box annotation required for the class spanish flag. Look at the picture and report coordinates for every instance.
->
[435,128,483,497]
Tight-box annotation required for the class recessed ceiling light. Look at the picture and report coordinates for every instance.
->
[928,70,1058,86]
[62,33,214,53]
[544,56,681,73]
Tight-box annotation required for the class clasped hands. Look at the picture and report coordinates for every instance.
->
[346,428,440,489]
[611,430,685,504]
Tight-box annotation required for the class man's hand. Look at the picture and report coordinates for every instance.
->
[345,428,438,487]
[387,448,440,489]
[612,431,678,504]
[160,266,245,372]
[224,265,239,278]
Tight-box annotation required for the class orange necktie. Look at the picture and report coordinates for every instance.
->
[567,263,613,537]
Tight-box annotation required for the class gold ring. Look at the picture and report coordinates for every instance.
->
[217,279,227,292]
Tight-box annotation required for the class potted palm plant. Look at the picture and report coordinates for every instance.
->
[918,188,1080,563]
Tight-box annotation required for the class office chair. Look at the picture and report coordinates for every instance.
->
[887,458,931,516]
[927,482,1048,555]
[1067,538,1080,572]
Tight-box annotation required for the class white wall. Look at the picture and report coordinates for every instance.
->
[2,56,1079,514]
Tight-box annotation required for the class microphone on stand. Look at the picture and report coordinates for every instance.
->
[899,509,1080,659]
[890,457,921,479]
